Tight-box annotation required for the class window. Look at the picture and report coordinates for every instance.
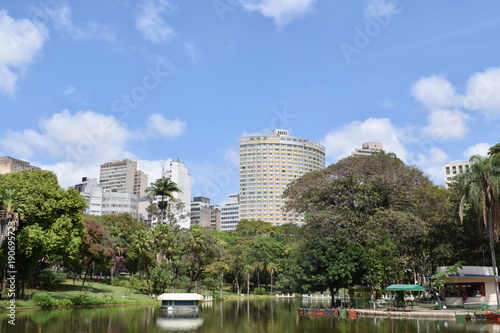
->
[445,283,484,297]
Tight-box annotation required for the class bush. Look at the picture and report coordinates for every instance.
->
[128,276,144,290]
[70,295,107,305]
[32,293,57,307]
[253,287,267,295]
[39,269,65,290]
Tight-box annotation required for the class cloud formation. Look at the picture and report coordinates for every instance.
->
[422,109,470,142]
[146,113,186,139]
[0,10,48,95]
[364,0,400,20]
[134,0,175,43]
[239,0,317,28]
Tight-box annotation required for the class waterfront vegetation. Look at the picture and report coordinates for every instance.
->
[1,147,500,310]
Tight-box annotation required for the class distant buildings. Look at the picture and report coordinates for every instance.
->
[351,142,383,156]
[220,194,239,232]
[74,176,139,219]
[99,159,148,197]
[444,161,471,186]
[0,156,40,174]
[190,196,212,228]
[239,129,325,226]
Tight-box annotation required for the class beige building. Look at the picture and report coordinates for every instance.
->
[0,156,40,174]
[239,129,325,226]
[352,142,383,156]
[99,159,148,197]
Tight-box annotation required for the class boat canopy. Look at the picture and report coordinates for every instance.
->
[386,284,425,291]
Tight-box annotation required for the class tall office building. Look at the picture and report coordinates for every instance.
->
[190,196,212,228]
[239,129,326,226]
[163,159,192,229]
[99,159,148,197]
[0,156,40,174]
[352,142,383,156]
[220,194,239,232]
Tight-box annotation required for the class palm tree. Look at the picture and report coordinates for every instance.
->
[266,262,279,295]
[0,189,25,247]
[146,176,181,226]
[457,154,500,308]
[131,230,155,295]
[242,264,253,295]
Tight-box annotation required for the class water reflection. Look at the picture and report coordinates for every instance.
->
[156,311,203,331]
[2,298,500,332]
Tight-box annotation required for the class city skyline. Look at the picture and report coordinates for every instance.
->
[1,1,500,205]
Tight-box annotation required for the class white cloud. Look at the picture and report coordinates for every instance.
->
[146,113,186,139]
[463,67,500,117]
[463,143,491,160]
[185,42,201,64]
[422,109,470,142]
[239,0,317,28]
[363,0,400,20]
[382,98,394,108]
[37,4,115,42]
[0,10,48,95]
[134,0,175,43]
[411,75,459,109]
[137,159,172,185]
[321,117,409,162]
[414,146,450,182]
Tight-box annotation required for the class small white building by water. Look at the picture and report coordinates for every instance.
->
[158,293,205,311]
[436,266,499,309]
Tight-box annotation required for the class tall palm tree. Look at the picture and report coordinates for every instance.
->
[146,176,181,226]
[131,230,155,294]
[0,189,25,247]
[457,154,500,308]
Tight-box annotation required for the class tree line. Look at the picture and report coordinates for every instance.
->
[1,146,499,306]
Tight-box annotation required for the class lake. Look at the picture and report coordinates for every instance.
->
[1,298,498,332]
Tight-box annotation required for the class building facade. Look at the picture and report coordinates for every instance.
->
[0,156,40,174]
[220,194,239,232]
[239,129,325,226]
[99,159,148,197]
[444,161,471,186]
[74,176,139,218]
[190,196,212,228]
[351,142,383,156]
[163,159,192,229]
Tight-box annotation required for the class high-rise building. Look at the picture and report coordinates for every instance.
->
[444,161,471,186]
[239,129,325,226]
[190,196,212,228]
[211,205,221,231]
[0,156,40,174]
[163,159,192,229]
[352,142,383,156]
[99,159,148,197]
[220,194,239,232]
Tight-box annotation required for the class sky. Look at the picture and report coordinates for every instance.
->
[1,0,500,206]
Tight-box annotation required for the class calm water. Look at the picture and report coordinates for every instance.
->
[1,298,498,332]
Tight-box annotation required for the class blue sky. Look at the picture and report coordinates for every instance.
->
[1,0,500,205]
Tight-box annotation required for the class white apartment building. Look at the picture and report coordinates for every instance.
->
[163,159,192,229]
[444,161,471,186]
[74,177,139,218]
[239,129,325,226]
[220,194,239,232]
[190,196,212,228]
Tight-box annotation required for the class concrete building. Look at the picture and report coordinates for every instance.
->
[190,196,212,228]
[220,194,239,232]
[444,161,471,186]
[0,156,40,174]
[352,142,383,156]
[99,159,148,197]
[239,129,325,226]
[163,159,192,229]
[211,205,221,231]
[74,176,139,218]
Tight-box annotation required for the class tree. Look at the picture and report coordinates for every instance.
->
[130,230,155,294]
[145,176,181,225]
[0,170,87,298]
[456,154,500,307]
[283,153,439,286]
